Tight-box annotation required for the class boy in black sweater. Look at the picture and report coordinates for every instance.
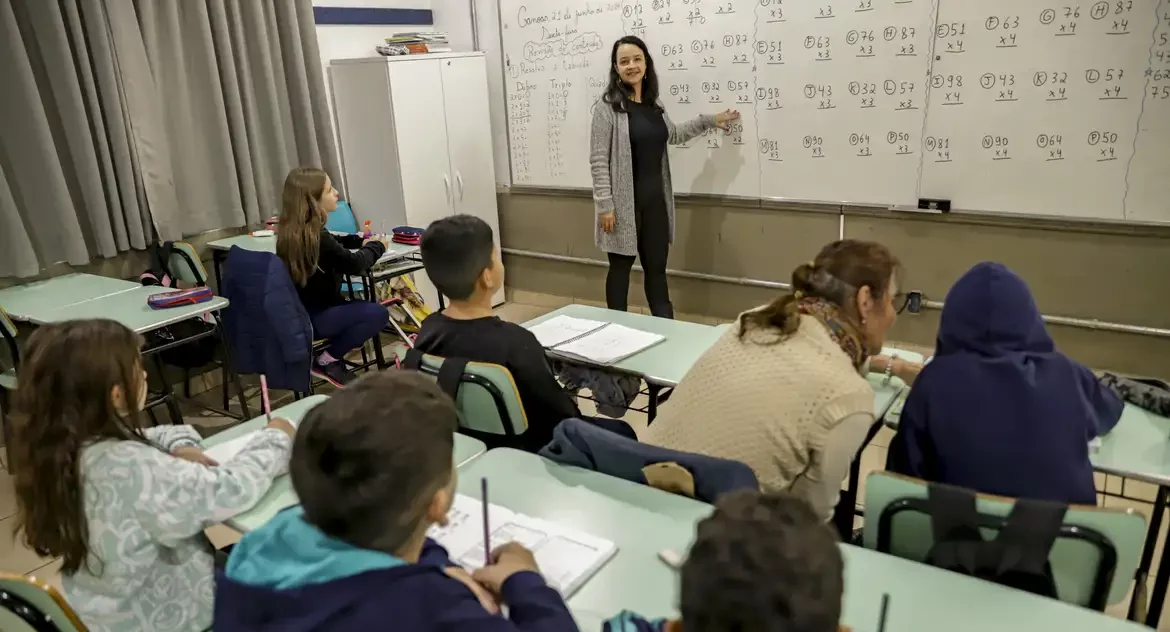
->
[415,215,581,450]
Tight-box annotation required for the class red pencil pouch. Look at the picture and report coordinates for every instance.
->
[147,287,214,310]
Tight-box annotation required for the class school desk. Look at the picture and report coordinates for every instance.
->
[833,346,926,538]
[9,285,250,422]
[0,273,141,322]
[522,304,730,420]
[459,448,1145,632]
[203,394,489,533]
[206,233,423,300]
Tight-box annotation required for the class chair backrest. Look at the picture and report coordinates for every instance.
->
[0,573,87,631]
[0,307,18,369]
[221,247,314,392]
[167,242,208,286]
[325,200,361,234]
[399,348,528,436]
[863,471,1146,609]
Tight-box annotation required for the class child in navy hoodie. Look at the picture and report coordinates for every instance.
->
[886,262,1122,505]
[214,370,579,631]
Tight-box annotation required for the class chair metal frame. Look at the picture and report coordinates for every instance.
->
[877,496,1119,611]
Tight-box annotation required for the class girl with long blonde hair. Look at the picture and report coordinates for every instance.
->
[276,167,389,386]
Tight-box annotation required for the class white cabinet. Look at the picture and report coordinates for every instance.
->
[330,53,504,307]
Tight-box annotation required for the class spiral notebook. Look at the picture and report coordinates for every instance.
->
[427,494,617,597]
[528,315,666,366]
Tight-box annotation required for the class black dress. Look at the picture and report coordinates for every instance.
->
[605,99,674,318]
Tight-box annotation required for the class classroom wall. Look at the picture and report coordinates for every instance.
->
[497,190,1170,379]
[311,0,433,192]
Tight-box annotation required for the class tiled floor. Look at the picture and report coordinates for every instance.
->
[0,296,1163,627]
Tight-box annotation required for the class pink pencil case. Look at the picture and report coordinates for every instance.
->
[147,287,214,310]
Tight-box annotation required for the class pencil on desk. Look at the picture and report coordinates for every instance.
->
[481,478,491,566]
[877,593,890,632]
[259,375,272,423]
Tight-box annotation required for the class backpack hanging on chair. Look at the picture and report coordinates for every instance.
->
[924,483,1066,599]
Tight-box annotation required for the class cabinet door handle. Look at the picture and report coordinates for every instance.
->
[456,172,465,200]
[442,174,451,205]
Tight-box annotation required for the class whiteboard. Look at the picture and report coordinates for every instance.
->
[498,0,1170,221]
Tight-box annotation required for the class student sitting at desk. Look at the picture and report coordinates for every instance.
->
[277,166,389,387]
[606,491,848,632]
[886,262,1122,505]
[415,214,633,450]
[642,240,922,520]
[215,371,577,632]
[10,319,294,632]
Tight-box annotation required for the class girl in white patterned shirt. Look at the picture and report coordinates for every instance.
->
[9,319,294,632]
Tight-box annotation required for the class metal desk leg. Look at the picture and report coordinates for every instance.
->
[152,355,186,424]
[212,251,225,291]
[1144,487,1170,625]
[833,418,885,541]
[213,313,252,419]
[646,383,661,423]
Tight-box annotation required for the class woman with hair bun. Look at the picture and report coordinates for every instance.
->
[642,240,922,519]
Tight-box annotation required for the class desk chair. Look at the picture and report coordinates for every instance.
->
[399,349,529,446]
[0,307,19,469]
[863,471,1146,613]
[0,573,87,632]
[220,247,385,399]
[157,241,251,419]
[324,201,368,298]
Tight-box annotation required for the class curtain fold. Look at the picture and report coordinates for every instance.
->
[0,0,338,278]
[134,0,341,234]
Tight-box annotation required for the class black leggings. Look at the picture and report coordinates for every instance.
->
[605,211,673,319]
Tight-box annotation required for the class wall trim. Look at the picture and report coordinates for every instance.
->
[502,247,1170,339]
[312,7,433,25]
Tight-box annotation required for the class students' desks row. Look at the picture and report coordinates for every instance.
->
[208,399,1141,631]
[523,304,909,419]
[202,395,488,532]
[0,273,230,333]
[0,272,244,419]
[206,233,423,292]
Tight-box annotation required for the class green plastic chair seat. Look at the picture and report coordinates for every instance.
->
[863,471,1146,608]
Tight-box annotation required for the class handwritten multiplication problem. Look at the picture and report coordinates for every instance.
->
[499,0,1165,219]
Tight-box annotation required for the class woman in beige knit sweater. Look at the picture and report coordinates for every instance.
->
[642,240,921,520]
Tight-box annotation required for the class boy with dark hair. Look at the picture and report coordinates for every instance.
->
[213,371,578,631]
[415,214,583,449]
[606,491,849,632]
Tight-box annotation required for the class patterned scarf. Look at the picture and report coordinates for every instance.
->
[796,296,870,370]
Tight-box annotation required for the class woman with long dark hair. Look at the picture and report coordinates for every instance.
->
[590,35,740,318]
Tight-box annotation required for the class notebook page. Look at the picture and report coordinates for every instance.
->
[527,315,608,348]
[203,416,306,464]
[429,494,617,596]
[552,323,665,365]
[204,433,258,464]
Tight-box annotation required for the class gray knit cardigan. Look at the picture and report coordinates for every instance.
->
[589,99,715,257]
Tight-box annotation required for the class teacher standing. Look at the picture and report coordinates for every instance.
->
[589,36,740,319]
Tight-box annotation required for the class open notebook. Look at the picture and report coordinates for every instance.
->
[427,494,617,597]
[204,418,303,464]
[528,315,666,366]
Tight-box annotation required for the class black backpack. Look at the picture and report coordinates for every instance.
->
[139,242,219,369]
[924,484,1066,599]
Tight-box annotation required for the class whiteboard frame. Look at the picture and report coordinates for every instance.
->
[489,0,1169,226]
